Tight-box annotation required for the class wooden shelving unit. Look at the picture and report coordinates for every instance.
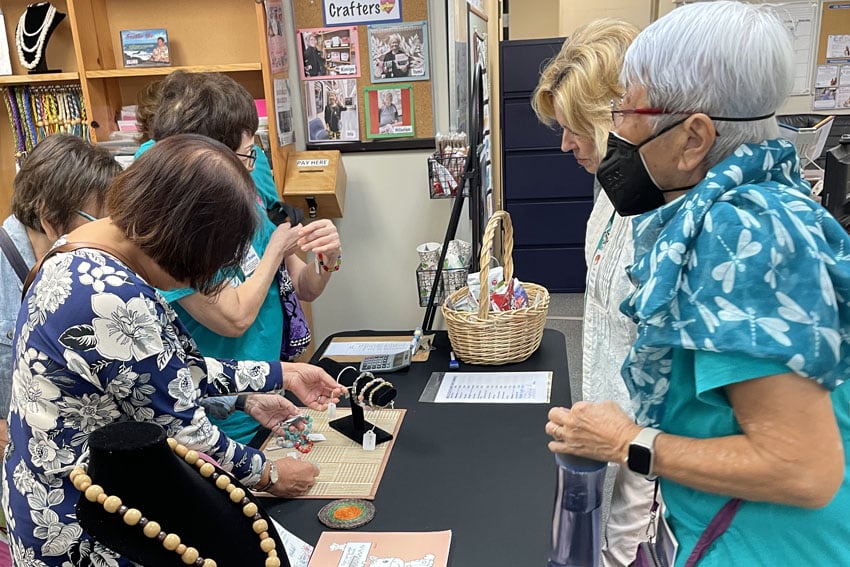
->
[0,72,79,85]
[0,0,290,217]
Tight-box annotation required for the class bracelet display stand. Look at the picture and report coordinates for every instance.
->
[316,358,397,446]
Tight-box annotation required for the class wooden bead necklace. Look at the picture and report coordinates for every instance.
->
[70,438,282,567]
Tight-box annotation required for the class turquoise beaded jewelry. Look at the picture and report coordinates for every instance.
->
[276,414,315,453]
[70,438,282,567]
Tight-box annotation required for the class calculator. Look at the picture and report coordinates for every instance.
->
[359,350,412,373]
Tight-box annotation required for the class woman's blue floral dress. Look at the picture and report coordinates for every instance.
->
[2,248,283,566]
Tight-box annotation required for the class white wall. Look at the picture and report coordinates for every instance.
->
[312,152,468,338]
[510,0,560,39]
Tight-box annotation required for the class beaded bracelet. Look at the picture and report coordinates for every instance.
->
[70,438,282,567]
[368,380,394,408]
[351,371,374,396]
[357,377,385,405]
[277,414,314,453]
[317,253,342,272]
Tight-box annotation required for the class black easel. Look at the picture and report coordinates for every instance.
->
[421,66,485,332]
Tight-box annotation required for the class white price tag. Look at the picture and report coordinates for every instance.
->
[327,402,336,419]
[362,430,376,451]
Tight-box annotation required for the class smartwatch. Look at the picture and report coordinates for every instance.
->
[234,393,249,412]
[627,427,663,480]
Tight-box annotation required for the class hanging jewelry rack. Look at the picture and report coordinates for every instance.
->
[2,83,88,165]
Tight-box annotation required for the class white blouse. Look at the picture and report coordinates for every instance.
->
[581,187,637,416]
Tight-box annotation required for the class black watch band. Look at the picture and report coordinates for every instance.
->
[234,393,249,412]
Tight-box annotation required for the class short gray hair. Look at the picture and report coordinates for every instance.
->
[622,1,793,168]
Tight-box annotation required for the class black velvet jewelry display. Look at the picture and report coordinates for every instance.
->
[316,358,397,446]
[16,2,66,74]
[77,422,290,567]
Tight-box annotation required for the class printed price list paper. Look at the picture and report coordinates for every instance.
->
[323,340,411,356]
[434,371,552,403]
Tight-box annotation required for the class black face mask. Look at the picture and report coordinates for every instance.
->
[596,121,690,217]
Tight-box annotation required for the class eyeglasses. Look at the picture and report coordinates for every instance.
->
[610,98,691,128]
[77,210,97,222]
[236,147,258,168]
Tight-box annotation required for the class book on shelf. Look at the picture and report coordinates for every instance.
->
[120,28,171,68]
[0,10,12,76]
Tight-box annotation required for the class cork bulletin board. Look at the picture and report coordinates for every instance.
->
[816,1,850,65]
[293,0,435,151]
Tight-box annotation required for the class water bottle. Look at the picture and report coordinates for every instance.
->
[823,133,850,216]
[548,453,607,567]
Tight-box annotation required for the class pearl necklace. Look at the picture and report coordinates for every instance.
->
[15,4,57,70]
[70,438,282,567]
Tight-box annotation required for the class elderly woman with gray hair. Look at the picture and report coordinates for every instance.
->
[546,2,850,565]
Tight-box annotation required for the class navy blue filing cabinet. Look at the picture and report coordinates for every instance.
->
[500,38,594,292]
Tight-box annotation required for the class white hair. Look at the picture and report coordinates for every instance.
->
[622,1,794,168]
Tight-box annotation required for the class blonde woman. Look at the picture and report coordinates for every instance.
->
[532,19,652,567]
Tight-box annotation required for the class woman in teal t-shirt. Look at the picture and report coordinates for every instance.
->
[545,4,850,565]
[138,71,342,450]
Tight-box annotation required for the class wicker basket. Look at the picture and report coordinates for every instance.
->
[441,210,550,365]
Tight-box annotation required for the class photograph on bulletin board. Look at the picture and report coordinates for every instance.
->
[265,0,288,74]
[367,21,430,82]
[364,84,415,139]
[305,79,360,143]
[298,26,360,80]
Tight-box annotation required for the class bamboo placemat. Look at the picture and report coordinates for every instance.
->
[260,407,405,500]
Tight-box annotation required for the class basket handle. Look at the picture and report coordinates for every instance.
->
[476,210,514,320]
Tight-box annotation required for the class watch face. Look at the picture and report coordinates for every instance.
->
[628,445,652,475]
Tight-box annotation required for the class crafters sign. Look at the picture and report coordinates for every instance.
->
[323,0,402,26]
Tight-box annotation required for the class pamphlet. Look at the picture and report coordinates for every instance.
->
[308,530,452,567]
[0,11,11,76]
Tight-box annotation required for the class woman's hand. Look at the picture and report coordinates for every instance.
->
[267,222,302,260]
[241,393,302,435]
[297,219,341,265]
[267,458,320,497]
[545,401,641,464]
[281,362,345,410]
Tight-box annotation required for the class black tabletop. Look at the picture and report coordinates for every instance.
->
[265,328,571,567]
